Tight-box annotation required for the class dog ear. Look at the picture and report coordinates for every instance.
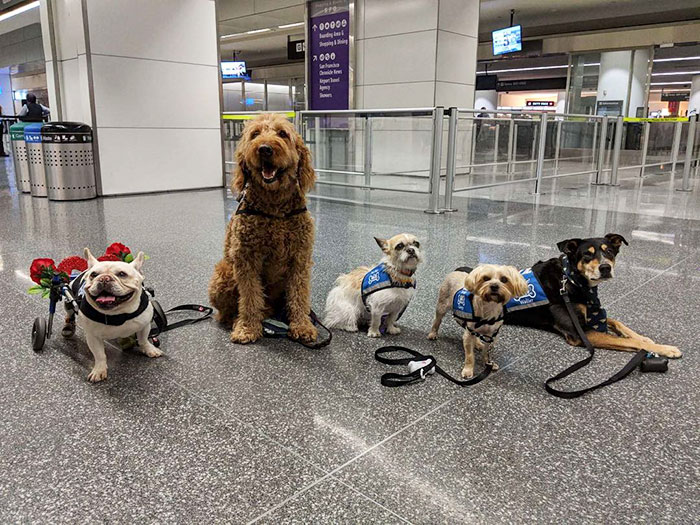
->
[604,233,628,249]
[295,132,316,193]
[130,251,145,273]
[508,266,529,297]
[84,248,97,269]
[232,157,248,194]
[464,268,479,292]
[556,238,582,257]
[374,237,389,254]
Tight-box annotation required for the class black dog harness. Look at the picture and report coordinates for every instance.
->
[70,272,150,327]
[361,263,416,308]
[235,199,307,219]
[451,288,504,344]
[560,255,607,332]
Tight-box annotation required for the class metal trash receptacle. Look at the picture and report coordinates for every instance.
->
[42,122,96,201]
[9,122,31,193]
[25,123,47,197]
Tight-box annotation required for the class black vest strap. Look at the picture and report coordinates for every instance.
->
[79,291,150,326]
[235,203,307,219]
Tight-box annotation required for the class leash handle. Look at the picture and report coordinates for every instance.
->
[374,346,493,388]
[150,303,213,338]
[544,294,646,398]
[292,310,333,349]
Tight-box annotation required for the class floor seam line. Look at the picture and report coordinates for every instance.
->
[606,253,696,306]
[158,375,332,475]
[331,477,415,524]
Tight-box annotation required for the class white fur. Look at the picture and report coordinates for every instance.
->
[71,248,162,383]
[324,281,415,335]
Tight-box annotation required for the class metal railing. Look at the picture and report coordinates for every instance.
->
[222,108,700,212]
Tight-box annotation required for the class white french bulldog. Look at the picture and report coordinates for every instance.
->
[72,248,162,382]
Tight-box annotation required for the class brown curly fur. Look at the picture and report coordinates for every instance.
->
[208,113,318,344]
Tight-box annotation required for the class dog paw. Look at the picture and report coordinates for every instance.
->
[88,366,108,383]
[61,323,75,338]
[657,345,682,359]
[367,329,382,338]
[141,343,163,358]
[487,361,500,371]
[289,321,318,343]
[386,325,401,335]
[230,324,262,344]
[461,366,474,379]
[427,331,438,340]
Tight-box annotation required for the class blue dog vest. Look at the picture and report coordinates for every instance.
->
[504,268,550,312]
[361,263,416,307]
[452,268,549,326]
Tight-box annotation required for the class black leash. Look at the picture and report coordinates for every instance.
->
[545,287,647,399]
[375,346,493,388]
[150,303,213,340]
[262,309,333,349]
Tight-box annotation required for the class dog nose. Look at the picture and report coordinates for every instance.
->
[99,274,113,282]
[490,283,500,292]
[599,263,612,276]
[258,144,273,157]
[406,247,415,255]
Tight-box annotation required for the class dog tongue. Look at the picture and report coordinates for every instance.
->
[262,166,277,179]
[96,295,117,305]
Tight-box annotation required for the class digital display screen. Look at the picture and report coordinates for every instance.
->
[221,61,248,79]
[492,25,522,56]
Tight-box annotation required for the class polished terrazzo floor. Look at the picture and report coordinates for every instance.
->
[1,156,698,523]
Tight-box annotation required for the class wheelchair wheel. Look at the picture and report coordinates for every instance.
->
[32,317,47,352]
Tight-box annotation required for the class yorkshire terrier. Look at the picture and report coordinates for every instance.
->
[428,264,528,378]
[324,234,423,337]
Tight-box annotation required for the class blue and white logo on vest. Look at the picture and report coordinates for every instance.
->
[505,268,549,312]
[361,263,416,306]
[452,288,474,325]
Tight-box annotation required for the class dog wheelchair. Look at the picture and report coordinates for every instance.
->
[31,273,177,352]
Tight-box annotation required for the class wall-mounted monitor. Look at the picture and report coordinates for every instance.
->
[492,25,522,56]
[221,61,248,80]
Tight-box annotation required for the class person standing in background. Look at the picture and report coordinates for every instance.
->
[0,104,8,157]
[18,93,50,122]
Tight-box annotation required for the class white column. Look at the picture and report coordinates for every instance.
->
[0,73,12,114]
[474,90,497,111]
[596,49,650,118]
[689,75,700,115]
[41,0,223,195]
[555,90,566,113]
[355,0,479,109]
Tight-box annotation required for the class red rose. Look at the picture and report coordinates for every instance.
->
[57,256,88,275]
[29,258,56,284]
[97,254,121,262]
[105,242,131,260]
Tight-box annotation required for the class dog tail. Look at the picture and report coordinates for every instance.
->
[324,281,364,331]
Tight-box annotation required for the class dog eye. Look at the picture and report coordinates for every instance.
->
[90,271,98,278]
[395,243,404,251]
[277,130,288,139]
[117,271,127,278]
[482,276,490,282]
[500,276,508,284]
[413,241,420,248]
[250,130,260,139]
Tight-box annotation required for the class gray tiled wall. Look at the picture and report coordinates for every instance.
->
[0,24,44,68]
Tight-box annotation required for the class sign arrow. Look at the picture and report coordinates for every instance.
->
[312,24,317,31]
[313,55,317,61]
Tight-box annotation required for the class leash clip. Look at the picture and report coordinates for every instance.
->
[408,358,435,379]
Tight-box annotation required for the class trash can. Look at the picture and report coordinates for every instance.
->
[24,123,47,197]
[9,122,31,193]
[41,122,96,201]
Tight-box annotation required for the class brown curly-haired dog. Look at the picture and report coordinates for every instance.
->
[208,113,318,344]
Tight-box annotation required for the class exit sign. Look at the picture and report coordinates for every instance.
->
[526,100,555,107]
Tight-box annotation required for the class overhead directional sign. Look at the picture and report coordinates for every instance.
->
[308,0,350,110]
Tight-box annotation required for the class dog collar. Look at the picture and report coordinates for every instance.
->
[235,193,307,219]
[559,255,608,333]
[398,268,415,277]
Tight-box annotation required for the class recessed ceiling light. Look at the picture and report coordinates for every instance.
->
[654,56,700,63]
[649,81,691,85]
[246,28,271,34]
[652,71,700,76]
[278,22,304,29]
[0,0,39,22]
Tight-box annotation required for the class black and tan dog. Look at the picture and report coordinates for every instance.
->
[504,233,681,358]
